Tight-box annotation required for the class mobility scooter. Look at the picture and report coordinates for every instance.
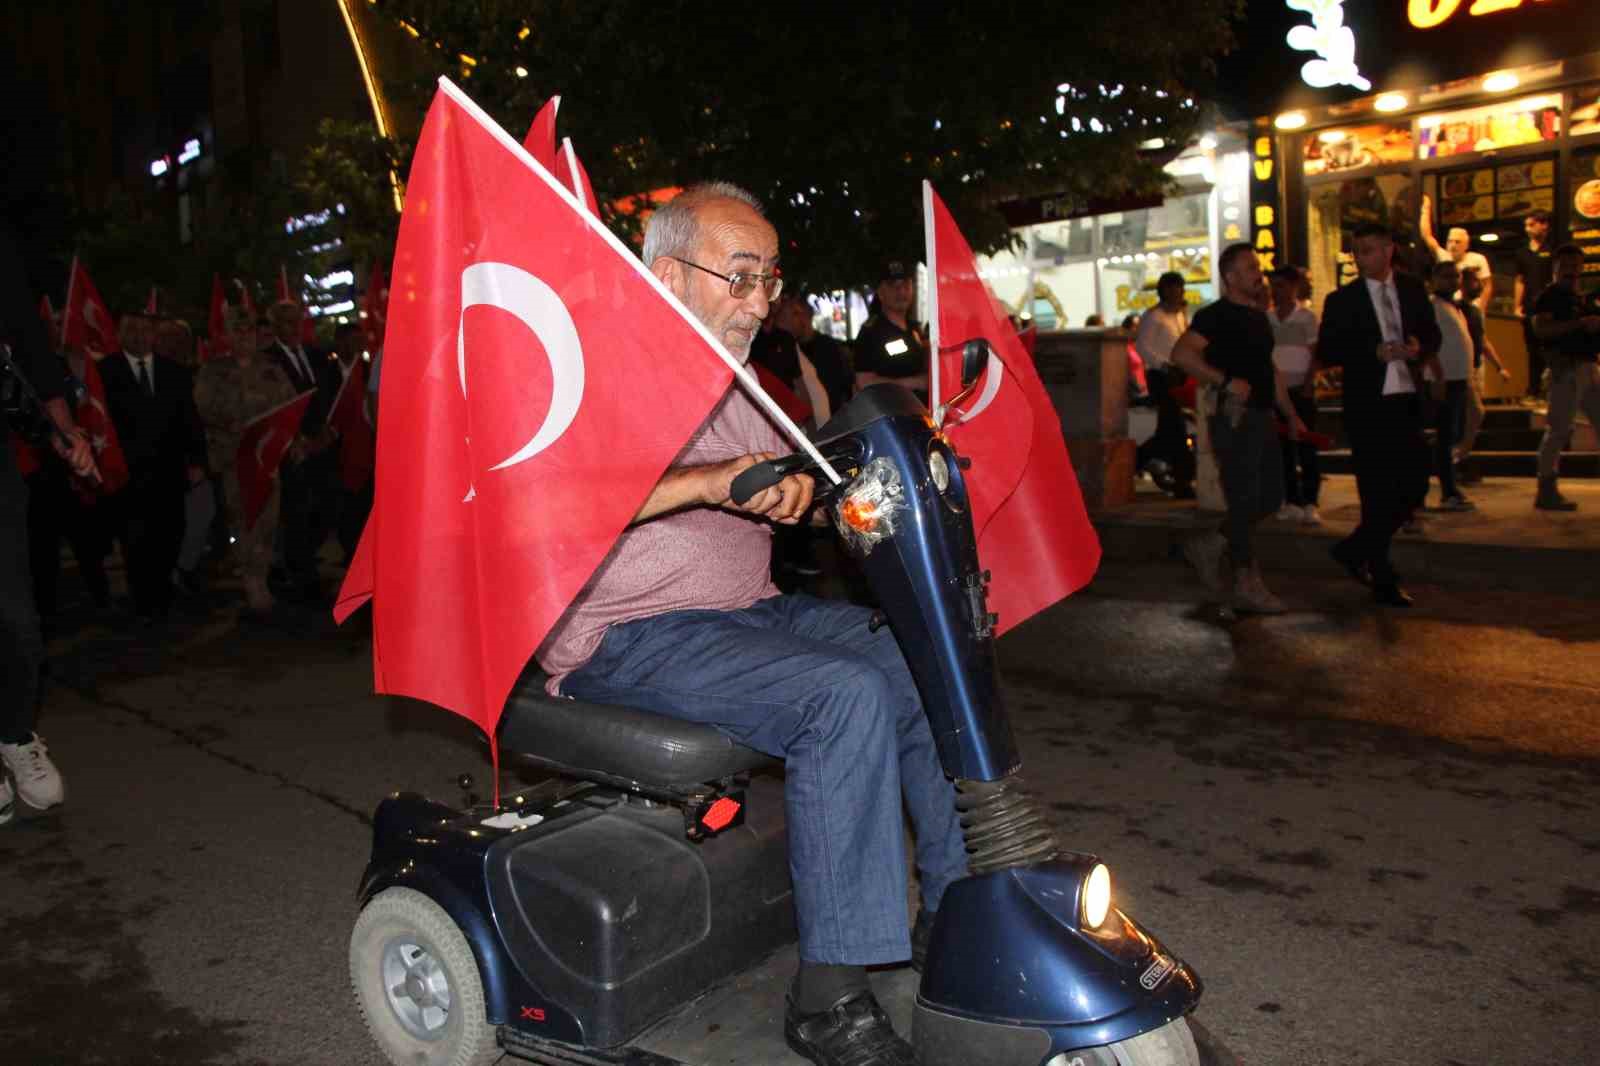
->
[350,344,1222,1066]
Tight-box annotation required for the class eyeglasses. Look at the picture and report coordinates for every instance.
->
[669,257,783,301]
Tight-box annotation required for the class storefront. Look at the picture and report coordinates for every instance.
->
[976,127,1250,329]
[1238,0,1600,398]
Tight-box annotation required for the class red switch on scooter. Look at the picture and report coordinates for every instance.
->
[701,796,742,832]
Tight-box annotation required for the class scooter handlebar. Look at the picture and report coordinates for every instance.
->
[730,454,812,507]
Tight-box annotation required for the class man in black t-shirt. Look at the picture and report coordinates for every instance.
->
[1514,210,1554,399]
[1531,244,1600,510]
[1171,243,1305,614]
[853,259,929,396]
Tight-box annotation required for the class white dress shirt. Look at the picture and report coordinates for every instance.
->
[1364,275,1415,396]
[1133,304,1188,371]
[124,351,155,392]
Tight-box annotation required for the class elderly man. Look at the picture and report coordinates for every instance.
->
[536,183,963,1066]
[1420,195,1492,312]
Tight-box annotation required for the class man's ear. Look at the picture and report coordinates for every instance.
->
[650,256,680,296]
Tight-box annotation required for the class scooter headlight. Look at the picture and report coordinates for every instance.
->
[1081,863,1113,930]
[927,448,950,493]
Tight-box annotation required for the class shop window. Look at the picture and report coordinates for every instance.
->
[1422,157,1557,313]
[1416,94,1561,159]
[1306,174,1419,313]
[1303,123,1412,177]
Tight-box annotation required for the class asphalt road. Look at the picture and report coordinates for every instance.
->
[3,559,1597,1066]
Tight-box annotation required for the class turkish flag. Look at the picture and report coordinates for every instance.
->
[522,95,560,170]
[237,391,314,530]
[76,353,129,494]
[556,138,600,215]
[9,434,41,477]
[208,274,231,358]
[62,257,117,355]
[361,261,389,352]
[330,361,375,490]
[334,79,747,746]
[926,182,1099,633]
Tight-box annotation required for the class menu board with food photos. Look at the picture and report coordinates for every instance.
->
[1571,149,1600,281]
[1417,95,1561,159]
[1303,123,1413,177]
[1437,158,1556,226]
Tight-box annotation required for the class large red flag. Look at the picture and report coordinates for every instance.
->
[334,79,785,747]
[237,391,315,529]
[77,354,129,494]
[522,95,560,171]
[62,257,118,355]
[925,182,1099,633]
[208,274,231,358]
[330,361,375,490]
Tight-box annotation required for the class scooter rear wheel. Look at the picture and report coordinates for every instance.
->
[351,887,500,1066]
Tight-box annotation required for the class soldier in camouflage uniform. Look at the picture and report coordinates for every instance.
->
[194,309,299,611]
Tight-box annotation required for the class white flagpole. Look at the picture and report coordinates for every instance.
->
[434,77,841,485]
[922,181,941,424]
[560,137,591,214]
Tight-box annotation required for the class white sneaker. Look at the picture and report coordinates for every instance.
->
[0,734,64,810]
[0,774,13,826]
[1300,505,1322,525]
[1276,504,1304,522]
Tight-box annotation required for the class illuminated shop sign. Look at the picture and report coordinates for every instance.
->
[1249,126,1282,271]
[1286,0,1371,91]
[1408,0,1557,31]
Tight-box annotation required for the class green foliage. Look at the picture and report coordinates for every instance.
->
[295,119,408,273]
[355,0,1239,290]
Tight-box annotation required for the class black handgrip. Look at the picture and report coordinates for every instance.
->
[730,454,810,506]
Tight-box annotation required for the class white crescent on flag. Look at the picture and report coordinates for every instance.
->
[456,260,586,474]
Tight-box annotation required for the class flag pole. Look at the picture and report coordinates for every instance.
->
[922,181,941,425]
[63,255,79,344]
[560,138,588,213]
[433,77,842,487]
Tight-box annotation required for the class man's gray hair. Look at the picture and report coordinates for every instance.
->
[641,182,765,268]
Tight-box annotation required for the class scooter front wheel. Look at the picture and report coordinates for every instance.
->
[1101,1017,1200,1066]
[351,887,499,1066]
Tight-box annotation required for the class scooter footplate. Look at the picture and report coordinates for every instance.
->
[498,1027,690,1065]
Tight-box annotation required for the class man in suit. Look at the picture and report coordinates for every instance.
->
[1316,223,1444,607]
[266,299,340,599]
[100,311,206,619]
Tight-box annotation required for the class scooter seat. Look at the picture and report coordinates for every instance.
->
[498,669,779,792]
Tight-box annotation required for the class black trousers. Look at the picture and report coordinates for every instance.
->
[1524,318,1546,398]
[337,480,373,564]
[2,458,43,743]
[1144,366,1195,488]
[110,477,185,617]
[279,450,339,584]
[1339,397,1429,586]
[1281,390,1321,507]
[25,466,111,621]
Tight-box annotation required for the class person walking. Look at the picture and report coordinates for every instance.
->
[193,309,300,611]
[1171,244,1305,614]
[1268,266,1321,524]
[1531,244,1600,511]
[1427,261,1476,512]
[1316,223,1444,607]
[1453,266,1510,485]
[1514,210,1554,401]
[1132,271,1196,497]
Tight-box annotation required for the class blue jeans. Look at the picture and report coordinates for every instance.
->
[562,593,969,966]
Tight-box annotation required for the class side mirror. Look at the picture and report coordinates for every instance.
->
[960,339,991,389]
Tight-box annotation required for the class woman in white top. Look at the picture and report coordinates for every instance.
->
[1269,266,1321,524]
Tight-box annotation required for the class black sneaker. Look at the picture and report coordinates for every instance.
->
[910,909,935,972]
[784,989,918,1066]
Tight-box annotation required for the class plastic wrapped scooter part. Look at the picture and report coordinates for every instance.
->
[834,457,905,556]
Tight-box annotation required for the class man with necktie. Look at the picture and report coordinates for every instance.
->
[100,310,206,620]
[1316,223,1443,608]
[266,300,341,600]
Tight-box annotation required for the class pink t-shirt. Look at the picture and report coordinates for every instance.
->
[537,385,789,692]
